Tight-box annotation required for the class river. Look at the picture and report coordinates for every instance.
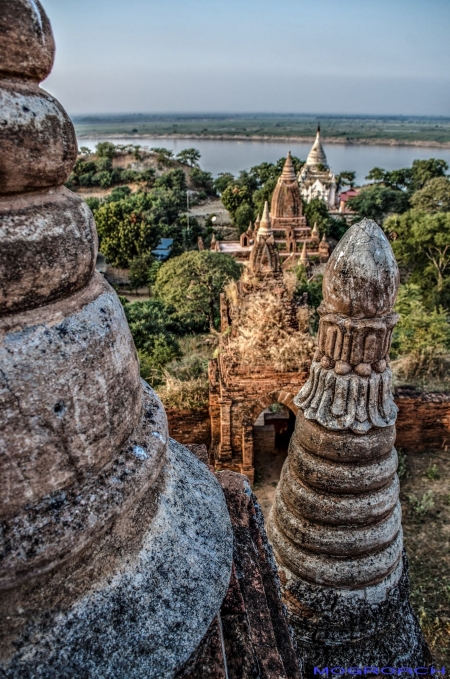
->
[77,137,450,186]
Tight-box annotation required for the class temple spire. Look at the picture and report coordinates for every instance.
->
[306,125,328,168]
[299,240,308,267]
[258,201,272,236]
[280,151,297,182]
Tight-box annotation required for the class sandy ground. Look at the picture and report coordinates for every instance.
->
[252,441,289,520]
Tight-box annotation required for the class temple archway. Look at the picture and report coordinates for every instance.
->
[252,403,296,518]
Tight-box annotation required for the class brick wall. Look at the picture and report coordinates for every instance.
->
[166,391,450,457]
[166,408,211,447]
[395,389,450,453]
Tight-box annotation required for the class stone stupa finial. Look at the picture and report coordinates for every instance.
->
[0,1,232,676]
[299,240,308,267]
[258,200,272,235]
[311,221,320,241]
[268,218,430,674]
[306,124,328,168]
[280,151,297,182]
[249,202,281,275]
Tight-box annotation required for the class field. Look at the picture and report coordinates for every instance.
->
[73,113,450,145]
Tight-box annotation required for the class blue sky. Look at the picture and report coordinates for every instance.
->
[42,0,450,116]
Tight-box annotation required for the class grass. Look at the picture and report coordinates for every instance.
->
[156,335,215,409]
[72,113,450,145]
[401,447,450,665]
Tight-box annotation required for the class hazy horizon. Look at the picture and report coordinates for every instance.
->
[42,0,450,117]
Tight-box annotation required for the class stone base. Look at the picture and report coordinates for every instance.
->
[0,439,233,679]
[279,553,432,677]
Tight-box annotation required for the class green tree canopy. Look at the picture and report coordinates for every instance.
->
[95,193,159,268]
[347,185,409,223]
[214,172,235,195]
[365,158,448,193]
[176,148,201,167]
[121,299,181,383]
[385,211,450,302]
[96,142,117,159]
[128,252,155,292]
[410,177,450,213]
[390,284,450,377]
[154,251,241,331]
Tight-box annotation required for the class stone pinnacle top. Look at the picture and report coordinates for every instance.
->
[258,201,273,235]
[280,151,297,182]
[306,126,328,168]
[300,240,308,266]
[321,218,399,318]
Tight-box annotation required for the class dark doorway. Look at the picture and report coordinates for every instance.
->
[252,404,296,518]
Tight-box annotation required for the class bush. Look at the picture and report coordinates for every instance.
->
[121,299,181,384]
[390,284,450,379]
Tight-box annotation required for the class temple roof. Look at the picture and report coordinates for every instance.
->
[306,125,328,168]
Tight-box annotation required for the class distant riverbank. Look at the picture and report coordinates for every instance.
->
[76,132,450,149]
[77,136,450,185]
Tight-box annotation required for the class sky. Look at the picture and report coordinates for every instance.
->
[41,0,450,117]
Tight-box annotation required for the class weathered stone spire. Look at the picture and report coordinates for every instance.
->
[299,240,308,267]
[258,200,273,235]
[280,151,297,181]
[268,219,430,675]
[249,201,281,275]
[311,221,320,241]
[271,152,303,221]
[306,124,328,168]
[0,2,232,676]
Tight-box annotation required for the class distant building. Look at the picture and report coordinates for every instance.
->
[338,188,360,214]
[152,238,174,260]
[212,153,329,265]
[298,126,337,209]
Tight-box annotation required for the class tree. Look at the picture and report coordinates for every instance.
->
[410,177,450,213]
[151,147,174,165]
[95,193,160,268]
[390,284,450,377]
[121,299,181,383]
[214,172,235,195]
[154,251,241,331]
[176,148,201,167]
[303,197,330,235]
[347,185,409,223]
[365,167,386,183]
[385,211,450,299]
[79,146,92,156]
[129,252,155,293]
[234,203,254,233]
[190,167,216,195]
[336,171,356,189]
[411,158,448,191]
[221,183,253,218]
[96,142,117,159]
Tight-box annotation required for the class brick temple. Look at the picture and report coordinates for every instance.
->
[212,152,330,265]
[209,204,311,482]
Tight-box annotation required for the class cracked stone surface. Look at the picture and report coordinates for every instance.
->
[267,219,431,674]
[0,1,234,675]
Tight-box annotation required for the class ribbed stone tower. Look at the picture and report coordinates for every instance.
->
[268,219,431,674]
[0,2,232,677]
[249,201,282,275]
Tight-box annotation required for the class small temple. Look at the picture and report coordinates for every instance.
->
[298,125,337,208]
[212,151,329,265]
